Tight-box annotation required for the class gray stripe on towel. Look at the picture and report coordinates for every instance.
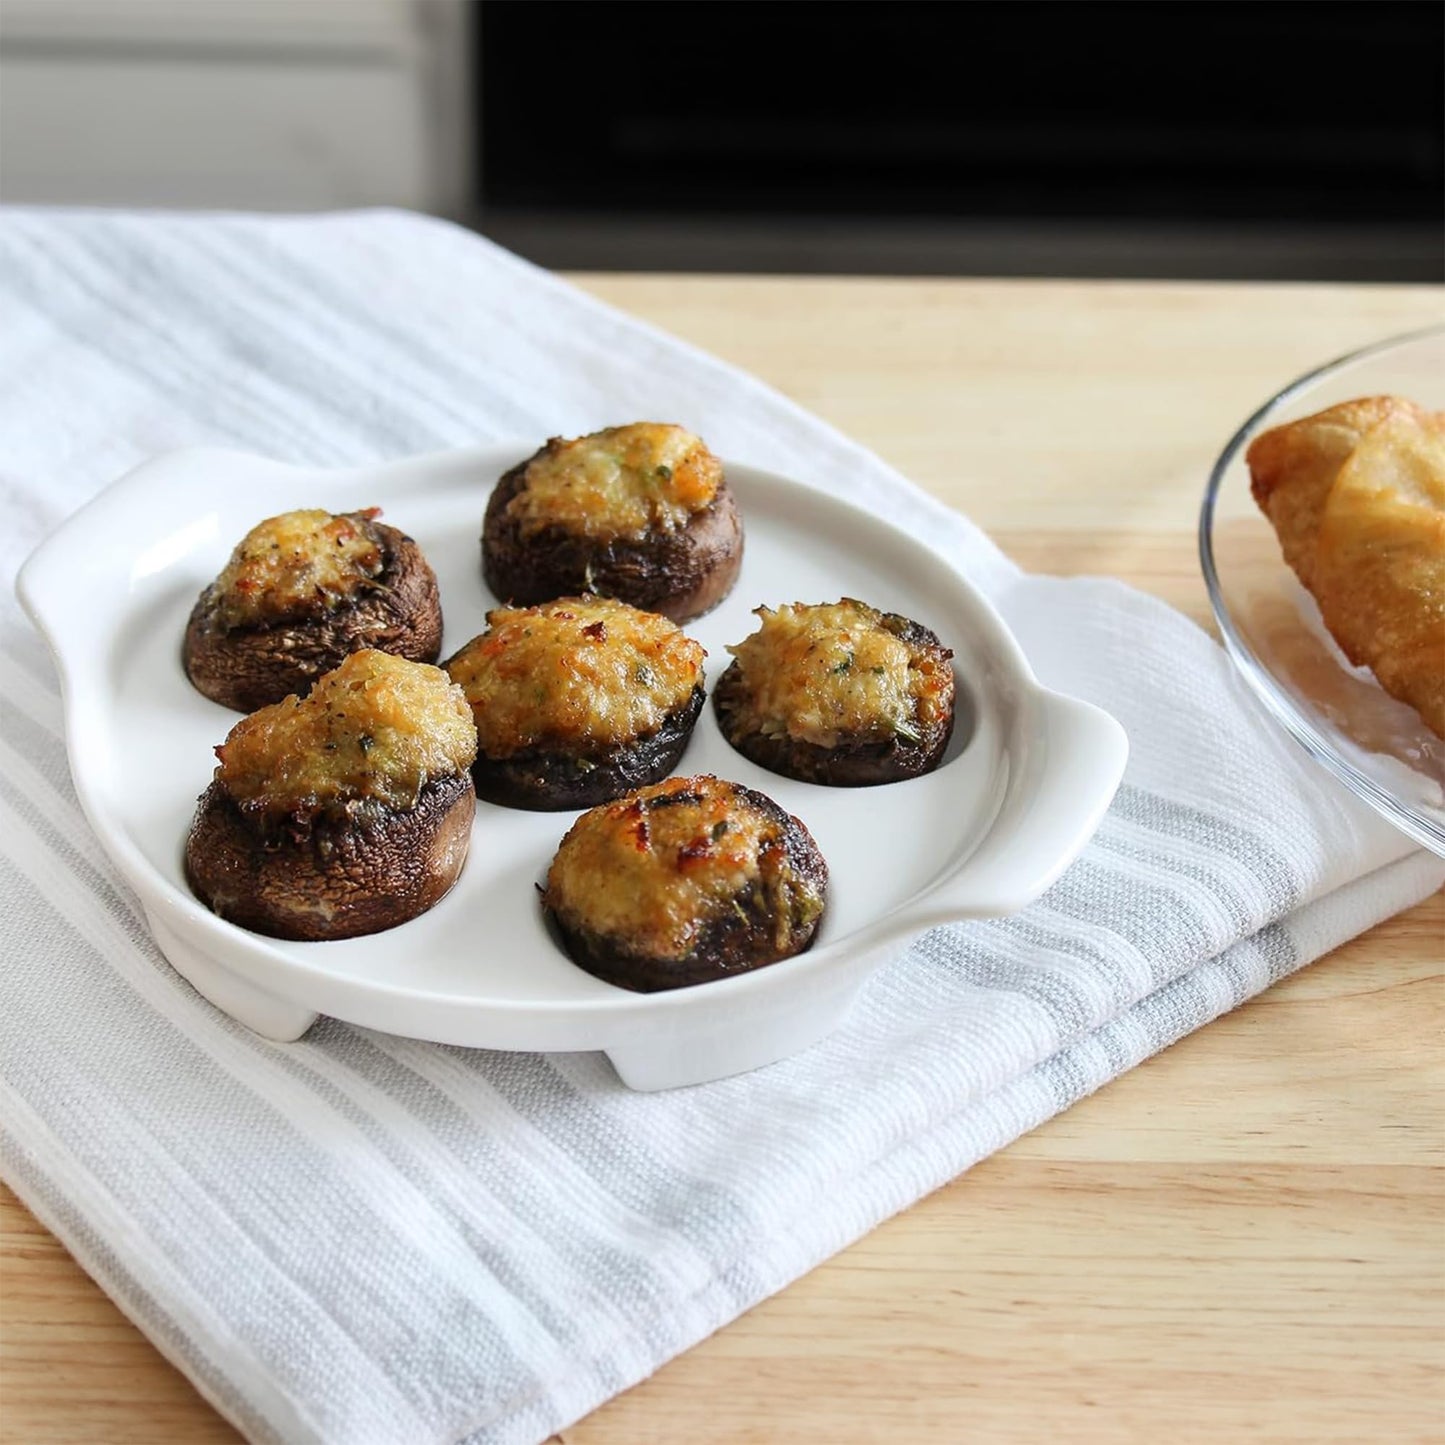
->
[455,1047,769,1305]
[1112,784,1300,913]
[0,845,541,1441]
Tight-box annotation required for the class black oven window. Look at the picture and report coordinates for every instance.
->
[474,1,1444,280]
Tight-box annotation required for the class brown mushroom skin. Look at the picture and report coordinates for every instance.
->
[481,458,743,624]
[713,610,955,787]
[471,684,705,810]
[184,773,474,942]
[543,778,828,993]
[183,523,443,713]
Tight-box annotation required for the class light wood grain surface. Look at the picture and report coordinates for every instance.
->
[3,276,1442,1445]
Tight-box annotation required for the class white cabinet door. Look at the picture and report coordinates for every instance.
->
[0,0,463,212]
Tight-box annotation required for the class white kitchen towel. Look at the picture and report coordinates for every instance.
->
[1,209,1440,1445]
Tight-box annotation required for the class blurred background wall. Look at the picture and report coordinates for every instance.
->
[1,0,1440,281]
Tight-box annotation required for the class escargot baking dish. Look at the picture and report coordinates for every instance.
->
[185,649,477,941]
[19,439,1129,1087]
[542,774,829,993]
[184,506,443,711]
[713,599,956,785]
[444,595,706,810]
[481,422,743,622]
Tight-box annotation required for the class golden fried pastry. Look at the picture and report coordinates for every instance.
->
[1248,397,1445,737]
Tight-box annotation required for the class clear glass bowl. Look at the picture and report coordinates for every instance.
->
[1199,325,1445,857]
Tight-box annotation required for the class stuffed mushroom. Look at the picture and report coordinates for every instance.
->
[713,599,955,785]
[445,595,706,810]
[481,423,743,623]
[184,506,443,712]
[542,774,828,992]
[185,649,477,941]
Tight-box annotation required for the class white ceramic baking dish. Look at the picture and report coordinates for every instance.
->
[19,445,1127,1089]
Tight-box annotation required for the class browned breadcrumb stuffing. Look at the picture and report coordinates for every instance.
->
[723,599,954,748]
[215,649,476,818]
[505,423,722,543]
[211,508,386,629]
[445,596,704,757]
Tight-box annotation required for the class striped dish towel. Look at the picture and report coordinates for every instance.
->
[2,209,1439,1445]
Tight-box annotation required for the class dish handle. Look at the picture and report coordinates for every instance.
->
[915,689,1128,924]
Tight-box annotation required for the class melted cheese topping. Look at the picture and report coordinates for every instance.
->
[506,423,722,542]
[545,775,823,961]
[724,600,954,749]
[210,508,386,629]
[445,597,704,757]
[216,649,476,818]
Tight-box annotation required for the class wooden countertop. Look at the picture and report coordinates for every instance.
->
[3,276,1442,1444]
